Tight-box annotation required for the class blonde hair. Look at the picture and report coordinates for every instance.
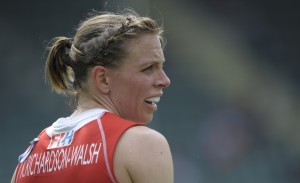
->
[45,10,164,97]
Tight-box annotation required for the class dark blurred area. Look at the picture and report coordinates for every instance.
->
[1,0,300,182]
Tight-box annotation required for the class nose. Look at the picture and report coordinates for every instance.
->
[155,69,171,88]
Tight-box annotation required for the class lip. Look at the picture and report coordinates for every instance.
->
[145,93,163,100]
[145,94,162,102]
[144,93,163,111]
[144,100,158,111]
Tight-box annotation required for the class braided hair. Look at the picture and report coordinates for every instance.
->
[45,9,164,100]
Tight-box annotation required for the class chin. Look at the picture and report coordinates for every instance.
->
[132,115,153,125]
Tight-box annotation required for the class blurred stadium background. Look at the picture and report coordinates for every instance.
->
[1,0,300,182]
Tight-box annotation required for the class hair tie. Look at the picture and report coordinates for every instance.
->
[64,38,74,66]
[65,38,73,49]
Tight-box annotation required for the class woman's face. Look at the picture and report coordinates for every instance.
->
[108,34,170,124]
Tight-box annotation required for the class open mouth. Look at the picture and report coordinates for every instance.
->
[145,101,153,105]
[145,97,160,105]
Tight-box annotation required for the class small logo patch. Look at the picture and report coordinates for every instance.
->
[47,130,75,149]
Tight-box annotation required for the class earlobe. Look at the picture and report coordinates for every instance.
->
[91,66,110,93]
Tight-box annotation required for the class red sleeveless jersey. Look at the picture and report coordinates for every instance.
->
[15,109,140,183]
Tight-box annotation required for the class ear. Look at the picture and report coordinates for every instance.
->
[91,66,110,94]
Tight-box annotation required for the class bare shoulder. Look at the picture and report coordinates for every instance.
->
[114,126,174,183]
[120,126,171,159]
[126,125,169,144]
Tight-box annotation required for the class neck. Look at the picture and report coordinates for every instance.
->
[73,91,120,116]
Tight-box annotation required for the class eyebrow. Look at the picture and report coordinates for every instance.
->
[140,60,165,67]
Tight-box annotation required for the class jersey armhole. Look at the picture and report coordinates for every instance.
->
[97,112,142,183]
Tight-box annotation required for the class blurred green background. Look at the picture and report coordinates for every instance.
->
[2,0,300,182]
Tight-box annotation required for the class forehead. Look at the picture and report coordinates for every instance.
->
[122,34,165,66]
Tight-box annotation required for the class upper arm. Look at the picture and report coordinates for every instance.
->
[114,126,174,183]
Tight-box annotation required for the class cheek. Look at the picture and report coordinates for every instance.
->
[111,78,141,104]
[110,73,150,107]
[120,82,146,110]
[124,83,144,103]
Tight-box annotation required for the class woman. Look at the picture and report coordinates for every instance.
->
[12,10,173,183]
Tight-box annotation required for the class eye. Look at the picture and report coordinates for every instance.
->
[142,65,154,73]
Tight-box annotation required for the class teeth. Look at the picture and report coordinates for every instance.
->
[145,97,160,103]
